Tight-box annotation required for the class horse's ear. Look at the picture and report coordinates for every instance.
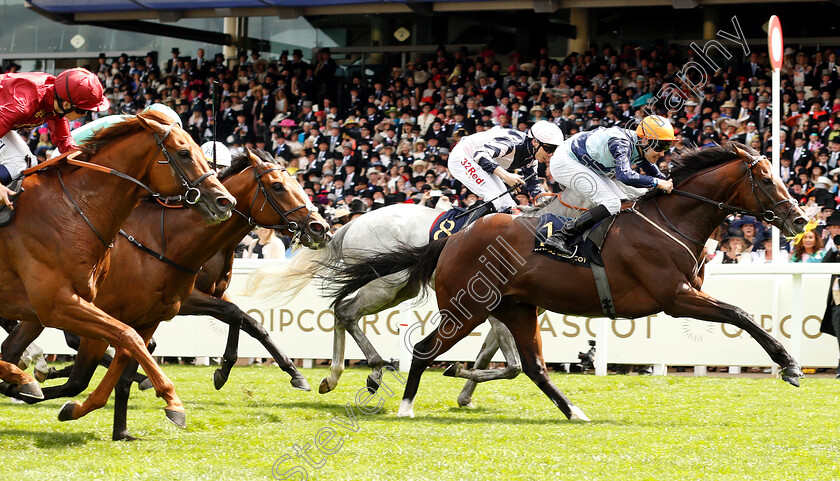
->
[246,147,262,167]
[136,114,166,136]
[732,145,749,161]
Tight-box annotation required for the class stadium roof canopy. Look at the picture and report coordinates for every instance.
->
[26,0,799,21]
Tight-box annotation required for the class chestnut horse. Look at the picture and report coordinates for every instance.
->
[326,144,808,419]
[1,149,328,439]
[0,110,234,427]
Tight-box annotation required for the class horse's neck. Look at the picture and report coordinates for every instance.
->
[639,174,737,253]
[151,175,254,269]
[63,137,158,248]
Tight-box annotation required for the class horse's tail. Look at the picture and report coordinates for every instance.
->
[326,236,452,311]
[242,226,349,301]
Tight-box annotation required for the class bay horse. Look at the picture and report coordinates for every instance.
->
[1,149,328,439]
[0,110,235,428]
[326,143,808,419]
[244,183,639,396]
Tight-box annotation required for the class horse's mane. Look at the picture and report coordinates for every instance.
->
[639,141,757,201]
[81,110,175,155]
[218,148,278,180]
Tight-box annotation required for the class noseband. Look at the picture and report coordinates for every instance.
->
[233,165,315,234]
[152,123,217,205]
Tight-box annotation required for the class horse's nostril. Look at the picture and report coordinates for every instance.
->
[309,222,326,234]
[216,197,233,209]
[794,217,806,226]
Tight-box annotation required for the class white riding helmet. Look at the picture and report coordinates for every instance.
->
[201,141,233,168]
[144,103,183,127]
[528,120,564,147]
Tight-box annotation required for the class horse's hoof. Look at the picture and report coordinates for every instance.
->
[213,369,228,391]
[290,377,311,391]
[17,382,44,400]
[318,378,334,395]
[58,401,77,422]
[443,363,462,378]
[366,374,381,393]
[165,409,187,429]
[457,394,473,407]
[138,378,153,391]
[34,368,49,384]
[782,365,804,387]
[569,405,591,422]
[113,431,139,442]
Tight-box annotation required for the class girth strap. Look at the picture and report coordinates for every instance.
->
[591,262,617,320]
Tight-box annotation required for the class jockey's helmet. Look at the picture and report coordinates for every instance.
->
[636,115,676,143]
[201,141,233,168]
[528,120,565,149]
[54,68,110,112]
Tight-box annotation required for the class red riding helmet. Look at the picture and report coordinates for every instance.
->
[54,68,110,112]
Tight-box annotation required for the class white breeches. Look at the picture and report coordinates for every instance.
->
[549,148,624,215]
[447,143,516,211]
[0,131,33,184]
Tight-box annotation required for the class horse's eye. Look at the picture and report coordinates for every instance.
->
[763,177,773,185]
[179,149,190,159]
[272,182,285,192]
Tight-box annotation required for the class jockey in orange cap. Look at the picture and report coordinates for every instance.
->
[544,115,675,255]
[0,67,110,207]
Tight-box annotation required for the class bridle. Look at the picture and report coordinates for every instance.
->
[151,122,217,205]
[652,153,800,247]
[232,164,315,236]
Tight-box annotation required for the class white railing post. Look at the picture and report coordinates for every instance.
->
[595,317,609,376]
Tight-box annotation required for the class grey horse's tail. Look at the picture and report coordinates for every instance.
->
[324,236,451,311]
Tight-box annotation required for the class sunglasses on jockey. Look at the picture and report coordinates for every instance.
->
[535,140,558,154]
[645,140,673,153]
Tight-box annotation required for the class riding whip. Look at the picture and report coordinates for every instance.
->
[454,171,537,220]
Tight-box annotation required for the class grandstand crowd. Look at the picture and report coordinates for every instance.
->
[5,42,840,261]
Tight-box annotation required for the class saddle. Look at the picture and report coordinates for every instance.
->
[429,206,471,242]
[531,213,619,319]
[0,177,25,227]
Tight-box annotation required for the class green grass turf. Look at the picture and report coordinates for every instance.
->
[1,365,840,480]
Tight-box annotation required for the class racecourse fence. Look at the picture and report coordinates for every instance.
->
[3,259,839,369]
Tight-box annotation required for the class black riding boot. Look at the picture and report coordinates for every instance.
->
[544,204,612,256]
[465,202,496,225]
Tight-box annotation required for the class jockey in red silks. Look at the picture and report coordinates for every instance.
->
[0,67,110,208]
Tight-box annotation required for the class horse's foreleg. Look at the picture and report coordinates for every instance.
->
[0,319,49,381]
[501,304,587,421]
[112,358,140,441]
[234,297,309,391]
[178,290,242,390]
[33,288,184,427]
[664,285,803,386]
[0,360,41,400]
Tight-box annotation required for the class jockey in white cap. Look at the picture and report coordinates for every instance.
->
[201,141,232,169]
[447,120,564,218]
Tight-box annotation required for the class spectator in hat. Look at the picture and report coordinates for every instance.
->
[709,228,752,264]
[820,218,840,377]
[790,229,825,263]
[750,230,784,263]
[823,210,840,251]
[730,215,764,248]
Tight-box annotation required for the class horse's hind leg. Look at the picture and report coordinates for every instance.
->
[664,286,803,386]
[327,274,417,394]
[456,328,499,407]
[0,319,49,381]
[454,316,521,407]
[500,304,588,421]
